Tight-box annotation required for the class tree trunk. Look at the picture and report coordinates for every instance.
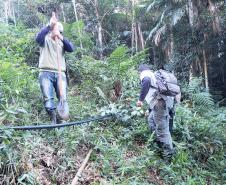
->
[197,58,203,77]
[169,25,174,62]
[4,1,8,24]
[203,49,209,92]
[203,50,209,91]
[189,63,194,83]
[131,23,135,53]
[188,0,195,80]
[134,23,138,52]
[131,0,135,54]
[17,0,20,22]
[188,0,194,27]
[138,22,144,50]
[72,0,83,50]
[188,0,199,29]
[94,0,103,59]
[61,3,66,23]
[208,0,221,33]
[203,33,209,91]
[72,0,79,24]
[12,2,16,26]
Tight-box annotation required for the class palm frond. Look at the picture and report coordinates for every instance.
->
[153,25,166,46]
[170,8,185,26]
[146,0,164,12]
[146,8,168,42]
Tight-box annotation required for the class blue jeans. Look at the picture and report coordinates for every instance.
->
[39,71,67,112]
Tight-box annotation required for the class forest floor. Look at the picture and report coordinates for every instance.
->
[1,87,225,185]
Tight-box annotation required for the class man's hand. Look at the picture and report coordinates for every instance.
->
[136,100,143,107]
[50,12,57,29]
[145,110,150,117]
[52,29,63,40]
[175,92,181,104]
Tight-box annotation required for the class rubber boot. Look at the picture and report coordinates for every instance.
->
[162,144,174,163]
[56,114,63,124]
[47,110,57,124]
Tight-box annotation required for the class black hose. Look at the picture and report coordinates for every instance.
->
[0,115,112,131]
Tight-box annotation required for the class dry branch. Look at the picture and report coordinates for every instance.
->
[71,149,93,185]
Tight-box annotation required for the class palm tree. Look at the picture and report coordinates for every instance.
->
[144,0,223,91]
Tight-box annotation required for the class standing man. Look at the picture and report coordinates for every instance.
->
[157,64,181,134]
[136,64,174,161]
[36,12,74,124]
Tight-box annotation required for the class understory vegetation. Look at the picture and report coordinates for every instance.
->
[0,25,225,185]
[1,0,226,184]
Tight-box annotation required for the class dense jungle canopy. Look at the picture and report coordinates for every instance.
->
[0,0,225,184]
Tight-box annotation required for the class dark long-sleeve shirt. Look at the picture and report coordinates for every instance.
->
[36,25,74,52]
[36,26,74,72]
[139,77,151,101]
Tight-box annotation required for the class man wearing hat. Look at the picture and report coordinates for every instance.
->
[36,13,74,124]
[137,64,174,161]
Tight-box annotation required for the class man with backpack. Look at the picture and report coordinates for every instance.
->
[158,65,181,134]
[157,65,181,134]
[36,12,74,124]
[137,64,180,161]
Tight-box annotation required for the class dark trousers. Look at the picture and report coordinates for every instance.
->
[169,109,175,134]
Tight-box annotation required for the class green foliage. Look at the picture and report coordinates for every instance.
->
[107,45,131,77]
[0,25,41,125]
[183,77,214,113]
[0,2,226,184]
[64,21,94,55]
[107,46,148,79]
[66,45,146,107]
[151,103,225,184]
[1,99,224,184]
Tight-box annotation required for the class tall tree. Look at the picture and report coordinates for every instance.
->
[72,0,83,49]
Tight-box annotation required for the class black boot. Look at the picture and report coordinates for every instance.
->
[156,141,173,162]
[47,110,57,124]
[56,113,63,124]
[162,144,174,163]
